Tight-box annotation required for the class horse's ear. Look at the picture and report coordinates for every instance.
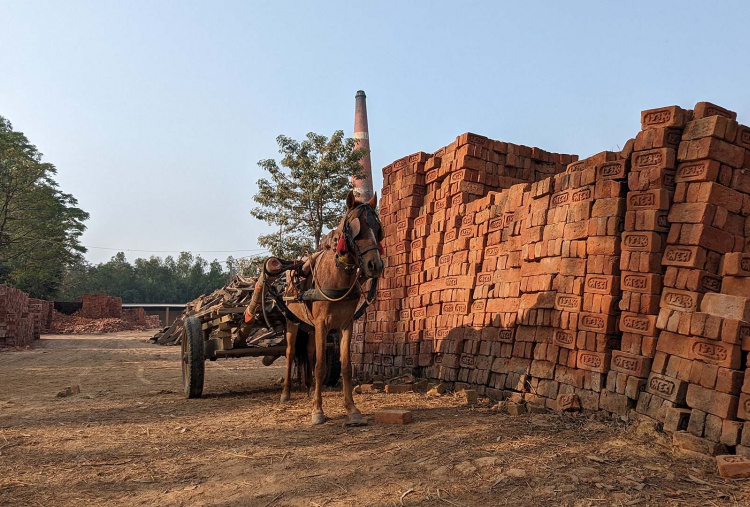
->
[346,190,356,210]
[367,192,377,209]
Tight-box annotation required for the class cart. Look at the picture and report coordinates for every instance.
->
[152,274,341,398]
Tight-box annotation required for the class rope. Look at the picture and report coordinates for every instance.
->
[311,249,361,302]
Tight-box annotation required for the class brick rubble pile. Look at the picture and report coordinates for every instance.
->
[354,101,750,458]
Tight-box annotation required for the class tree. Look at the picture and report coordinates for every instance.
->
[250,131,368,257]
[0,116,89,299]
[57,252,229,303]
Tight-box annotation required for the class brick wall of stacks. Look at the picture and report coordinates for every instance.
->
[0,285,52,347]
[353,101,750,457]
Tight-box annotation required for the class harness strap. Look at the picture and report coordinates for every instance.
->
[353,277,379,320]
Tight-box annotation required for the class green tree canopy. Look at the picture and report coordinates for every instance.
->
[57,252,228,303]
[0,116,89,299]
[250,130,367,258]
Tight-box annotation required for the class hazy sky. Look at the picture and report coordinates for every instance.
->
[2,1,749,264]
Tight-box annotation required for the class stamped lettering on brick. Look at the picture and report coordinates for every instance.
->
[701,275,721,293]
[581,314,605,330]
[382,356,394,366]
[551,191,570,206]
[435,199,447,211]
[599,161,624,179]
[722,456,750,463]
[411,238,423,249]
[557,394,578,410]
[444,230,457,242]
[649,376,675,396]
[676,161,709,180]
[454,303,468,313]
[568,161,585,172]
[442,302,455,313]
[555,294,581,309]
[572,187,593,202]
[587,276,610,292]
[741,258,750,272]
[635,151,664,167]
[579,352,602,368]
[468,134,487,145]
[553,330,575,346]
[628,192,655,208]
[691,341,728,362]
[426,169,439,183]
[460,354,475,367]
[407,286,419,297]
[486,246,500,257]
[445,277,458,287]
[665,247,693,263]
[623,274,647,290]
[477,273,493,284]
[613,355,638,373]
[624,233,649,249]
[489,217,504,230]
[665,291,694,309]
[622,314,651,332]
[657,213,669,228]
[472,300,486,312]
[459,227,473,237]
[498,329,514,342]
[412,308,426,318]
[643,109,673,126]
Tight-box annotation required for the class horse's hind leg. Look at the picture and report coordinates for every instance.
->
[306,332,315,398]
[311,323,328,425]
[341,324,365,426]
[280,323,298,402]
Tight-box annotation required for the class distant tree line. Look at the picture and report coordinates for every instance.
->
[57,252,229,304]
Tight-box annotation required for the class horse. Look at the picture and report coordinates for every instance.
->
[279,190,384,425]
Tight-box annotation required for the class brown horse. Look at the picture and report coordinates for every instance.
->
[280,190,383,425]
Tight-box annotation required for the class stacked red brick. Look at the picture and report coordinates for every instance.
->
[356,101,750,458]
[78,293,123,319]
[636,103,750,455]
[0,285,49,347]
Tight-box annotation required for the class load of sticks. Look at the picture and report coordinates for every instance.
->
[150,274,262,346]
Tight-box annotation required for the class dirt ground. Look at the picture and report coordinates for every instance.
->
[1,333,750,506]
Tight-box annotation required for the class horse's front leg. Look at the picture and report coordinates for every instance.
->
[280,322,298,402]
[311,322,328,425]
[341,324,366,426]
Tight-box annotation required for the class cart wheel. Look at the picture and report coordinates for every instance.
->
[323,331,341,387]
[182,317,205,398]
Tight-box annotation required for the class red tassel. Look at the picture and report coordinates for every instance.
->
[379,243,384,255]
[336,236,347,255]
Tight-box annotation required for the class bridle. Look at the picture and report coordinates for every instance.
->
[336,203,384,275]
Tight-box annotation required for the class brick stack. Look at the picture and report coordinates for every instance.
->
[78,293,123,319]
[610,106,685,420]
[28,298,53,338]
[355,100,750,458]
[0,284,46,347]
[637,103,750,454]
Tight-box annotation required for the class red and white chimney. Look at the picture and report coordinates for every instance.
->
[352,90,374,203]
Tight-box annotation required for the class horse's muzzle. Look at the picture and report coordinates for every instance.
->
[364,257,384,279]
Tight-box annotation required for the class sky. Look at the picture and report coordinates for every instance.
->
[2,1,749,265]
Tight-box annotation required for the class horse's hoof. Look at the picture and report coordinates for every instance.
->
[280,392,290,403]
[344,414,368,427]
[311,413,326,425]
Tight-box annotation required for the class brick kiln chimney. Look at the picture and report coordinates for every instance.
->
[352,90,374,203]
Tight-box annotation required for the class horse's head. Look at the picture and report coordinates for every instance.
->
[341,190,384,279]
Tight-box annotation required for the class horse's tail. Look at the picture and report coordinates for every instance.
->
[293,329,310,388]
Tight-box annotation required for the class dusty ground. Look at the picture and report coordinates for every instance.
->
[1,333,749,506]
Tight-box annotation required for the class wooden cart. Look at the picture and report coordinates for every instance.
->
[151,274,341,398]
